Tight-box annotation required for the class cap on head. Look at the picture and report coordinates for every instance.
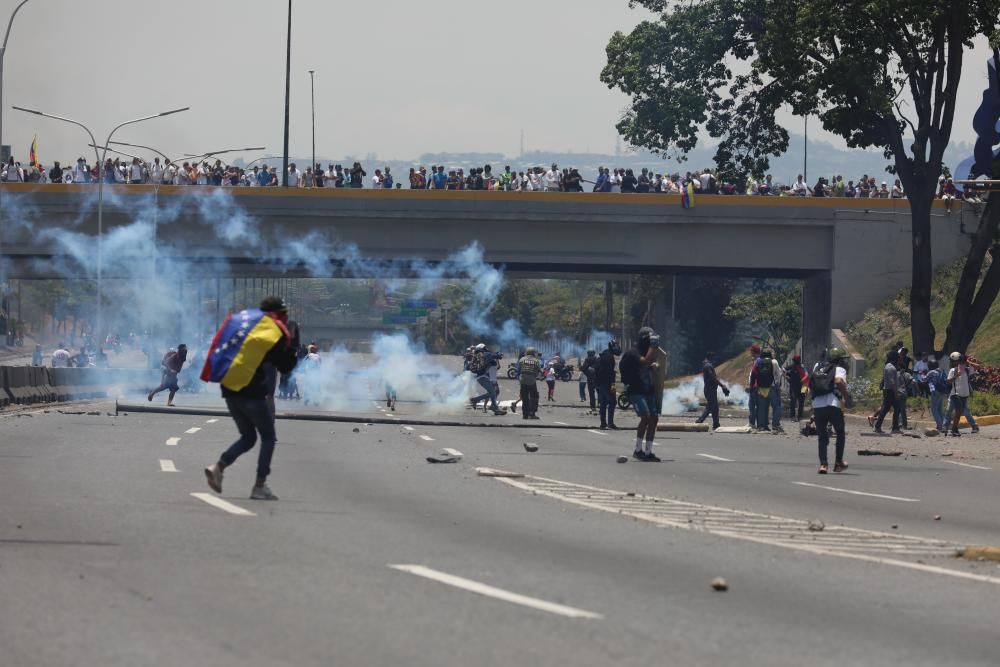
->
[828,347,847,361]
[950,351,962,361]
[177,343,187,350]
[259,296,288,313]
[525,346,536,355]
[793,353,801,361]
[475,343,486,350]
[750,343,761,354]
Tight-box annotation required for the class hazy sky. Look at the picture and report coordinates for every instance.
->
[2,0,994,166]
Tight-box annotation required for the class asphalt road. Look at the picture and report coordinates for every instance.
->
[3,390,1000,667]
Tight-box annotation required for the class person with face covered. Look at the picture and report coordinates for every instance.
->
[596,338,622,429]
[147,344,188,407]
[619,327,663,461]
[202,297,300,501]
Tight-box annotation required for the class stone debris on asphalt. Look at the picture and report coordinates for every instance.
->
[711,577,729,592]
[616,456,628,463]
[523,442,539,452]
[427,448,464,464]
[808,520,825,532]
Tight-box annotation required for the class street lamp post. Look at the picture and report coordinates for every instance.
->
[281,0,292,187]
[308,69,315,180]
[12,105,188,340]
[0,0,30,163]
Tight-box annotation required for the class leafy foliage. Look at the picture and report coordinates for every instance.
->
[723,283,802,363]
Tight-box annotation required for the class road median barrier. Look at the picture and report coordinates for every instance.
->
[960,415,1000,428]
[958,546,1000,562]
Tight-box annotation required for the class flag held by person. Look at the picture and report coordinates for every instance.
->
[200,308,290,391]
[681,180,696,209]
[28,135,38,166]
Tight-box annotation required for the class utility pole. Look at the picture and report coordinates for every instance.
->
[281,0,292,187]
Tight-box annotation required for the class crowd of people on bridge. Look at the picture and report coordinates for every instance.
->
[2,153,982,207]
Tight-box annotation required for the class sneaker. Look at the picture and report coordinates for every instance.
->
[608,424,619,430]
[599,425,608,430]
[529,415,540,420]
[971,426,980,434]
[510,404,517,414]
[873,428,885,434]
[204,464,223,493]
[890,429,902,435]
[147,392,154,402]
[950,430,961,437]
[250,484,278,500]
[867,416,875,427]
[166,401,175,407]
[818,464,828,474]
[632,449,646,461]
[833,461,849,473]
[642,452,661,462]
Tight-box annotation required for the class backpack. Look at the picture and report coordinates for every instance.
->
[469,351,486,376]
[930,369,950,394]
[810,362,836,397]
[618,352,641,389]
[756,356,774,388]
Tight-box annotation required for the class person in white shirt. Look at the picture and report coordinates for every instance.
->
[946,352,979,435]
[527,168,542,192]
[196,162,209,185]
[699,169,713,194]
[129,158,145,184]
[149,158,163,185]
[891,178,904,199]
[543,163,561,191]
[73,158,90,183]
[287,163,301,187]
[792,174,808,196]
[371,169,382,189]
[811,347,851,474]
[51,347,71,368]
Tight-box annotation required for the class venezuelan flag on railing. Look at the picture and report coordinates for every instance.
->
[201,308,289,391]
[28,135,37,165]
[681,180,696,209]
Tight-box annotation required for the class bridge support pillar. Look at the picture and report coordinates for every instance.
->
[802,271,832,370]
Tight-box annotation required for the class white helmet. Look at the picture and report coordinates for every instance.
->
[475,343,486,350]
[950,351,962,361]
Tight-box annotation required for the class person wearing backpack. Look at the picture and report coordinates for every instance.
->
[619,327,663,461]
[753,349,777,432]
[810,347,851,474]
[872,349,902,434]
[946,352,979,436]
[469,343,505,415]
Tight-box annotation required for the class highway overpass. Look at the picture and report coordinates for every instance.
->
[0,184,973,365]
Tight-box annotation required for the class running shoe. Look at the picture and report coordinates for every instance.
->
[818,464,828,474]
[204,463,223,493]
[643,451,661,462]
[833,462,848,473]
[250,484,278,500]
[632,449,645,461]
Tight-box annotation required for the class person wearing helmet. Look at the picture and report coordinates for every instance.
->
[618,327,663,461]
[469,343,505,415]
[811,347,852,474]
[516,347,542,419]
[946,352,979,436]
[596,338,622,429]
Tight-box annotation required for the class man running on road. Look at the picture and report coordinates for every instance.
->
[147,344,187,407]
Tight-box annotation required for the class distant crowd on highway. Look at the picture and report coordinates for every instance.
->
[2,154,979,207]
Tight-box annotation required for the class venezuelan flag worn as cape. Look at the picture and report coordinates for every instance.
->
[200,309,289,392]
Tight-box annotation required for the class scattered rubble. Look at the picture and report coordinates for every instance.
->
[808,520,825,532]
[523,443,539,453]
[616,456,629,464]
[711,577,729,592]
[427,448,464,464]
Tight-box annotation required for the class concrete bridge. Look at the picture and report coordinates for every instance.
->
[0,184,972,365]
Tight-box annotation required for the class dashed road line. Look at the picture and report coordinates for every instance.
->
[792,482,920,503]
[404,426,415,431]
[206,419,218,424]
[553,421,569,426]
[697,453,734,462]
[165,437,181,446]
[419,435,435,442]
[184,427,202,435]
[190,493,256,516]
[388,565,602,620]
[942,460,991,471]
[159,459,178,472]
[586,429,607,436]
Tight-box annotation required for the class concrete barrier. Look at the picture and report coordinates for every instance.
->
[0,368,12,407]
[1,366,172,408]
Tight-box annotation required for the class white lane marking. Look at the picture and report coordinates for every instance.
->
[496,475,1000,587]
[404,426,415,431]
[184,427,202,434]
[942,460,991,470]
[165,437,181,446]
[586,429,607,436]
[793,482,920,503]
[419,435,435,442]
[697,453,734,462]
[159,459,177,472]
[190,493,256,516]
[206,419,218,424]
[553,421,569,426]
[388,565,602,620]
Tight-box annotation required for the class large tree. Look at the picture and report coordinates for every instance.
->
[602,0,1000,357]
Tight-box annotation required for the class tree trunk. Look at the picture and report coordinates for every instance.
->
[942,193,1000,355]
[909,190,936,356]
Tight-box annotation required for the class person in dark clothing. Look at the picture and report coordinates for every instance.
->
[619,328,662,461]
[621,169,638,193]
[203,297,299,501]
[695,352,729,429]
[48,161,63,183]
[872,349,902,434]
[580,349,599,411]
[595,338,621,429]
[148,344,188,406]
[784,354,807,421]
[349,162,366,188]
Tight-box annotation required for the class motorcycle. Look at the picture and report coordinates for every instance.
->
[555,364,574,382]
[617,385,632,410]
[506,362,520,379]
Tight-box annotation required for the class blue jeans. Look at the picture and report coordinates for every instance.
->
[221,396,277,481]
[632,393,659,417]
[770,386,782,428]
[748,388,758,427]
[472,376,498,410]
[929,391,947,429]
[946,395,978,431]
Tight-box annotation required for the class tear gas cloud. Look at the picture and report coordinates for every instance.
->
[0,188,627,412]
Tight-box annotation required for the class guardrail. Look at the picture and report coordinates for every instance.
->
[0,366,161,408]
